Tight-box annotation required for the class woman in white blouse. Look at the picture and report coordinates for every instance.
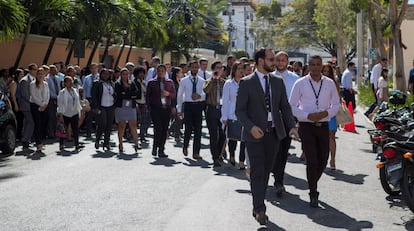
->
[376,69,389,103]
[221,62,246,169]
[30,68,50,152]
[57,76,82,151]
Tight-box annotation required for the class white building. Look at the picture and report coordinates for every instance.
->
[221,0,256,57]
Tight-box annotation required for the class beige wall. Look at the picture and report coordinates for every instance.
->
[402,19,414,82]
[0,34,152,69]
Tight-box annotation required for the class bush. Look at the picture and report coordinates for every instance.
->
[357,83,414,108]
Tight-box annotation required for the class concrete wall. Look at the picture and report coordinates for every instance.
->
[0,34,152,69]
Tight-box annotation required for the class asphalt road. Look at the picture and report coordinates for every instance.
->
[1,111,414,231]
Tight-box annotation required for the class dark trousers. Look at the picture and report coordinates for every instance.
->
[342,90,356,111]
[246,130,279,213]
[228,140,245,162]
[183,102,203,155]
[84,98,96,137]
[60,114,79,147]
[47,99,58,138]
[299,122,329,195]
[96,106,115,145]
[365,83,378,115]
[15,110,24,140]
[150,106,171,150]
[30,103,48,145]
[170,114,183,138]
[138,103,151,140]
[206,105,225,161]
[271,135,292,184]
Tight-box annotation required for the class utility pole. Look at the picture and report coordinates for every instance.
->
[227,0,234,55]
[244,6,248,53]
[356,10,363,87]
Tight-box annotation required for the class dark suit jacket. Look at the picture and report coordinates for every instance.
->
[91,80,116,110]
[235,72,296,142]
[114,81,140,108]
[146,78,176,111]
[18,75,32,112]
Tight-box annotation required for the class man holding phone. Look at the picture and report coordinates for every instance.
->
[203,60,226,167]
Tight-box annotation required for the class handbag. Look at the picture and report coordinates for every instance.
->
[80,99,91,112]
[227,120,242,141]
[55,121,66,138]
[336,104,353,125]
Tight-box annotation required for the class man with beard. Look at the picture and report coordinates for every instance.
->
[177,60,206,160]
[271,51,299,197]
[236,48,298,225]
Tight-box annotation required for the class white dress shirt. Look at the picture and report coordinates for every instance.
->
[197,69,212,80]
[101,82,114,107]
[289,75,340,122]
[221,78,239,121]
[176,75,206,113]
[57,88,81,117]
[370,63,382,89]
[272,70,299,98]
[30,81,50,106]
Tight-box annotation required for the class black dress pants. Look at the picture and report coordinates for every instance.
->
[342,90,356,111]
[271,135,292,185]
[30,103,48,145]
[206,105,225,161]
[96,106,115,145]
[150,106,171,150]
[60,114,79,147]
[183,102,203,155]
[298,122,329,195]
[245,130,279,213]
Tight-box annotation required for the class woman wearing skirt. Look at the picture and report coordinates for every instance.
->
[114,68,140,153]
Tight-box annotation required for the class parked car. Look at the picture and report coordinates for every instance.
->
[0,90,16,155]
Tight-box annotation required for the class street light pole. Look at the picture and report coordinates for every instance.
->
[227,0,233,55]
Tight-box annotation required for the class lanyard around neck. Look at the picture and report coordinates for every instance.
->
[309,79,323,110]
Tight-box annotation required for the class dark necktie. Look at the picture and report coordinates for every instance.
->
[216,80,221,105]
[264,75,271,112]
[192,77,197,94]
[53,76,59,96]
[203,72,206,80]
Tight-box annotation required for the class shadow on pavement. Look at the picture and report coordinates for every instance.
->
[15,149,35,157]
[267,191,373,230]
[150,157,181,167]
[26,151,46,160]
[212,164,248,181]
[286,154,306,165]
[92,151,117,158]
[284,173,308,190]
[182,157,211,169]
[324,169,367,185]
[56,149,80,157]
[257,221,286,231]
[117,153,141,161]
[0,172,22,182]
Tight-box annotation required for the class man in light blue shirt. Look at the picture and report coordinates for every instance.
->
[45,65,63,138]
[341,62,356,110]
[271,51,299,197]
[82,63,99,138]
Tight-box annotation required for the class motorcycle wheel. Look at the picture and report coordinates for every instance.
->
[379,167,400,196]
[402,163,414,212]
[0,125,16,155]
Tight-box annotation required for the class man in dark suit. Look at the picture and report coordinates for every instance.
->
[236,48,299,225]
[146,64,176,157]
[19,63,37,149]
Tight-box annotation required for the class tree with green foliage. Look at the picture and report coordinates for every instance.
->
[0,0,26,42]
[253,0,282,49]
[313,0,356,70]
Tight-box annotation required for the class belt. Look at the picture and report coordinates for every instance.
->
[265,121,274,132]
[207,104,221,109]
[299,122,328,127]
[184,101,202,105]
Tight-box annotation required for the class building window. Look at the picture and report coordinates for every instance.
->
[232,40,236,48]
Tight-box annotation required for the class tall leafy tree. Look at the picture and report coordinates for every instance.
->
[253,0,282,49]
[14,0,66,68]
[313,0,356,70]
[0,0,27,41]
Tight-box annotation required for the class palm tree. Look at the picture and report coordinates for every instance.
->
[14,0,67,68]
[0,0,27,42]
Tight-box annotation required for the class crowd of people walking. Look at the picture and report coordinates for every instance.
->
[1,48,354,225]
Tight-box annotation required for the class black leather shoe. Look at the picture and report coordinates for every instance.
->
[255,211,268,225]
[274,183,286,198]
[152,146,157,156]
[309,192,319,208]
[213,159,222,167]
[158,148,168,158]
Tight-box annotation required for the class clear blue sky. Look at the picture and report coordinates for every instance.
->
[410,0,414,4]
